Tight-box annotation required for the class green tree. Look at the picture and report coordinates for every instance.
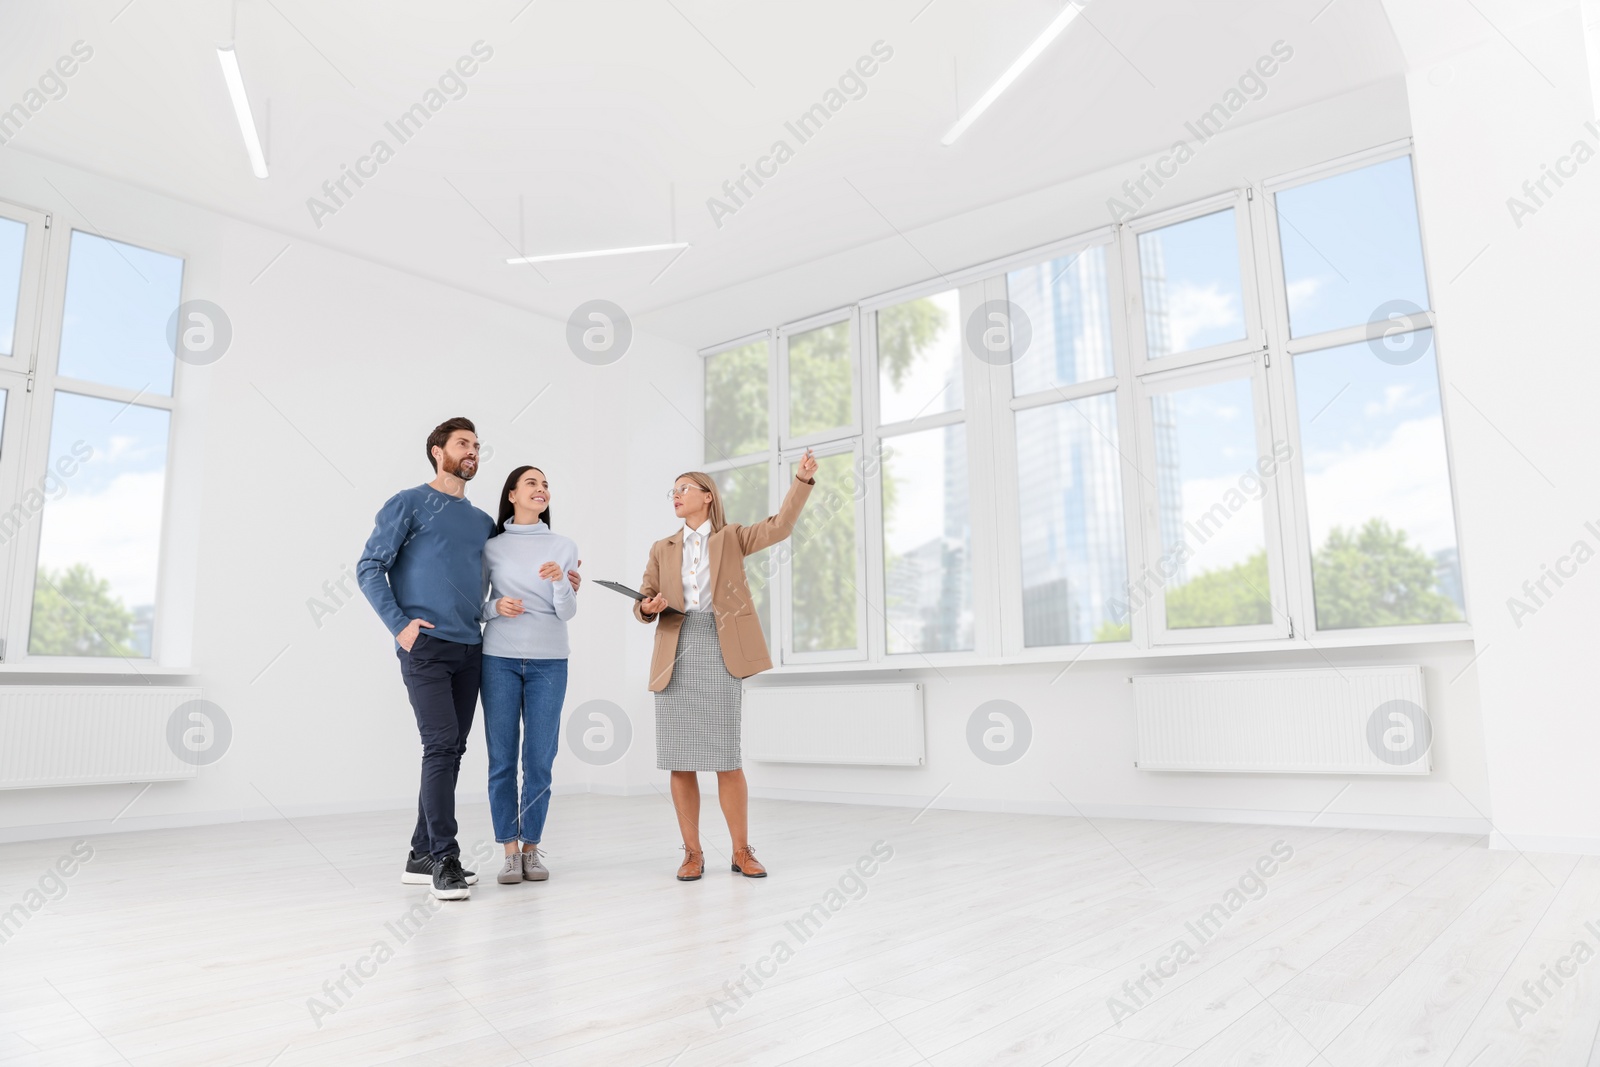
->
[29,563,136,657]
[1166,550,1273,628]
[787,322,853,438]
[876,298,946,390]
[1311,518,1461,629]
[704,342,768,462]
[1093,619,1132,642]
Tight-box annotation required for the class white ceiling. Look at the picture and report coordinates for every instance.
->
[0,0,1410,344]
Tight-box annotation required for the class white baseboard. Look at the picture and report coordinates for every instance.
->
[0,783,594,845]
[746,784,1493,837]
[0,779,1509,846]
[1488,830,1600,856]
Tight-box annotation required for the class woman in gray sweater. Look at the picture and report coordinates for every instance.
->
[481,465,580,885]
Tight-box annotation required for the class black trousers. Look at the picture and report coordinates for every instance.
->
[396,633,482,859]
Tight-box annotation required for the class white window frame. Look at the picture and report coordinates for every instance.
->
[986,231,1146,657]
[699,330,778,642]
[1121,189,1267,376]
[777,307,862,452]
[860,278,986,664]
[1256,139,1472,643]
[1132,354,1293,645]
[696,143,1473,674]
[778,439,869,665]
[0,207,191,671]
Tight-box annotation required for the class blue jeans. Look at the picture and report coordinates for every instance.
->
[481,655,568,844]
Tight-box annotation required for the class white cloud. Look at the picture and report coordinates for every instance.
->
[1302,416,1456,554]
[1165,282,1243,353]
[35,469,168,608]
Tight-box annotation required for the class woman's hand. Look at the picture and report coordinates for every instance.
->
[539,561,563,583]
[568,559,582,592]
[797,447,818,482]
[495,597,525,618]
[639,594,669,617]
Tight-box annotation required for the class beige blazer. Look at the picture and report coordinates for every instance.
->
[635,474,815,691]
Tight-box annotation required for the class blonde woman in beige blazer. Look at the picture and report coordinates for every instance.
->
[635,450,818,881]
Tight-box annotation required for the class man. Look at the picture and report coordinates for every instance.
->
[358,418,579,901]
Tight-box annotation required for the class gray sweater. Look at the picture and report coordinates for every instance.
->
[480,521,579,659]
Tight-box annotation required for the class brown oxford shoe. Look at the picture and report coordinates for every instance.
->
[731,846,767,878]
[676,845,705,881]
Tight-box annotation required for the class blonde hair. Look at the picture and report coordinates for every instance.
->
[674,471,726,532]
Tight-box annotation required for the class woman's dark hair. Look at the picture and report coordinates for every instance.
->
[493,465,551,536]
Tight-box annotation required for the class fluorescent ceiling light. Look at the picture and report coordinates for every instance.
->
[216,45,268,179]
[505,242,690,266]
[941,1,1087,146]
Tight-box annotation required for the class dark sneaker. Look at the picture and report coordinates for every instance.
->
[432,854,470,901]
[402,850,478,885]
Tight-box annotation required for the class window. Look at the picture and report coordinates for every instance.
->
[1270,152,1463,632]
[0,204,185,666]
[874,290,973,655]
[1276,155,1430,339]
[1143,371,1277,636]
[1139,208,1248,358]
[701,334,775,638]
[698,145,1466,669]
[788,449,863,656]
[704,337,768,462]
[1015,392,1128,645]
[784,317,855,441]
[0,216,25,359]
[1006,241,1130,648]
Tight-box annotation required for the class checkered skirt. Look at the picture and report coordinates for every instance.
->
[654,610,743,771]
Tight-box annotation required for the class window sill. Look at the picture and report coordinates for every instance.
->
[764,625,1477,678]
[0,661,197,676]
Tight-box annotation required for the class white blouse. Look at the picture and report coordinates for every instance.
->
[681,520,712,611]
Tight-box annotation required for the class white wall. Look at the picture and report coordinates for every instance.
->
[4,60,1534,847]
[634,79,1499,837]
[0,148,700,841]
[1382,0,1600,853]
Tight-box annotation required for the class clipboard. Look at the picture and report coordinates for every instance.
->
[595,580,684,615]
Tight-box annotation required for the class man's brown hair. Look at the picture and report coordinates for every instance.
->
[427,417,476,471]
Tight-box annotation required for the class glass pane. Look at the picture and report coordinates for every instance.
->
[714,463,772,632]
[1140,209,1246,358]
[704,340,768,462]
[1008,244,1114,394]
[789,451,858,653]
[1294,331,1463,629]
[1150,377,1272,629]
[1016,393,1129,645]
[0,216,24,358]
[882,424,972,653]
[878,290,961,424]
[787,320,852,438]
[57,230,184,395]
[30,392,171,657]
[1277,156,1430,339]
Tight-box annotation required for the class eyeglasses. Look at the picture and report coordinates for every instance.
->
[668,485,710,499]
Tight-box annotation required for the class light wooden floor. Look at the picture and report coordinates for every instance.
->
[2,793,1598,1066]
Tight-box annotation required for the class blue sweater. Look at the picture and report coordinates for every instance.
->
[358,485,495,645]
[481,522,579,659]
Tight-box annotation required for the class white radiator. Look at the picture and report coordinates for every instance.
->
[1133,666,1431,775]
[0,686,203,789]
[744,683,924,766]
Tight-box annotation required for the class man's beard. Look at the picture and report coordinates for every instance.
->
[447,456,477,481]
